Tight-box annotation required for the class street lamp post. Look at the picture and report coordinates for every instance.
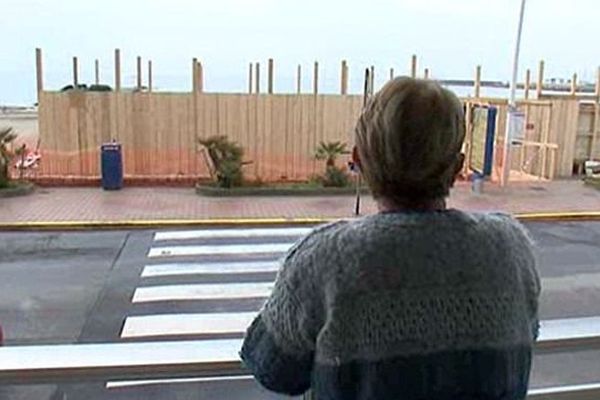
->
[501,0,527,187]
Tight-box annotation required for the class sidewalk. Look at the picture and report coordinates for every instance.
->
[0,180,598,226]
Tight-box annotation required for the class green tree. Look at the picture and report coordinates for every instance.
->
[0,127,17,188]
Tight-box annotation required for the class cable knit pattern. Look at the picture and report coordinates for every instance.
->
[241,210,541,400]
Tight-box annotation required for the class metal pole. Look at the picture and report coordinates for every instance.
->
[501,0,527,187]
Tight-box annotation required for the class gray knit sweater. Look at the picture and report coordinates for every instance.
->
[241,210,541,400]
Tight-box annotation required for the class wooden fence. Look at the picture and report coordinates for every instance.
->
[38,91,592,182]
[38,91,364,181]
[33,49,600,183]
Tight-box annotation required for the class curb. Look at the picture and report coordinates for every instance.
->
[514,211,600,222]
[0,212,599,231]
[0,218,333,231]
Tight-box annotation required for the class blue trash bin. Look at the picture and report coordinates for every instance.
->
[101,142,123,190]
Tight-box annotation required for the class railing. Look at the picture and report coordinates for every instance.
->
[1,317,600,399]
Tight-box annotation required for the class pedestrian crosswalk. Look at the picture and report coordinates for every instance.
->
[131,282,275,303]
[109,225,313,391]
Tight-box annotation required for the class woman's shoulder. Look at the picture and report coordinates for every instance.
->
[464,211,533,242]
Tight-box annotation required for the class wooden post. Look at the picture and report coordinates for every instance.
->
[424,68,430,80]
[255,62,260,94]
[591,66,600,160]
[267,58,274,94]
[114,49,121,91]
[95,59,100,85]
[72,56,79,86]
[341,60,348,95]
[370,65,375,92]
[313,61,319,95]
[389,68,394,80]
[570,73,578,96]
[524,69,531,99]
[410,55,417,78]
[596,67,600,100]
[297,64,302,94]
[197,61,204,93]
[148,60,153,92]
[35,48,43,94]
[136,56,142,90]
[248,63,253,94]
[192,58,198,93]
[536,60,544,98]
[474,65,481,98]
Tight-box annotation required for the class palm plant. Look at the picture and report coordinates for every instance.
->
[198,135,247,188]
[314,141,348,168]
[0,127,17,188]
[314,141,351,187]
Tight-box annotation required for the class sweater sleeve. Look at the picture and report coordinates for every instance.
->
[500,215,541,340]
[240,224,337,395]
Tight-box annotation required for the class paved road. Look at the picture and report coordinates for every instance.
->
[1,220,600,399]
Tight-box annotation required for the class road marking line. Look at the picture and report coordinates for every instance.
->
[538,316,600,342]
[106,375,254,389]
[132,282,274,303]
[141,261,279,278]
[154,227,312,241]
[121,312,256,338]
[148,243,293,258]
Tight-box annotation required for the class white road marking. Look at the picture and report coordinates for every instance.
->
[107,375,254,389]
[148,243,293,258]
[121,312,256,338]
[141,261,279,278]
[132,282,274,303]
[154,227,312,241]
[539,316,600,342]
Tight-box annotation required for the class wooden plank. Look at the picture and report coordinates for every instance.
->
[341,60,348,95]
[313,61,319,95]
[35,48,43,94]
[114,49,121,91]
[148,61,153,92]
[248,63,253,94]
[197,62,204,93]
[524,69,531,99]
[474,65,481,98]
[267,58,273,94]
[255,62,260,94]
[549,99,579,177]
[72,57,79,86]
[137,56,142,90]
[192,58,198,93]
[290,94,302,178]
[536,60,545,98]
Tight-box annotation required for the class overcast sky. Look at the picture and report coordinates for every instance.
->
[1,0,599,105]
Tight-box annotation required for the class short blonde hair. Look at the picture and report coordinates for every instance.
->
[355,77,465,203]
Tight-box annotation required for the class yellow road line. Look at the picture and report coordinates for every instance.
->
[0,212,599,230]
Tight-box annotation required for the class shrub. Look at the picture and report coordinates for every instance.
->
[88,84,113,92]
[199,136,246,188]
[321,166,351,187]
[0,127,17,188]
[60,84,88,92]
